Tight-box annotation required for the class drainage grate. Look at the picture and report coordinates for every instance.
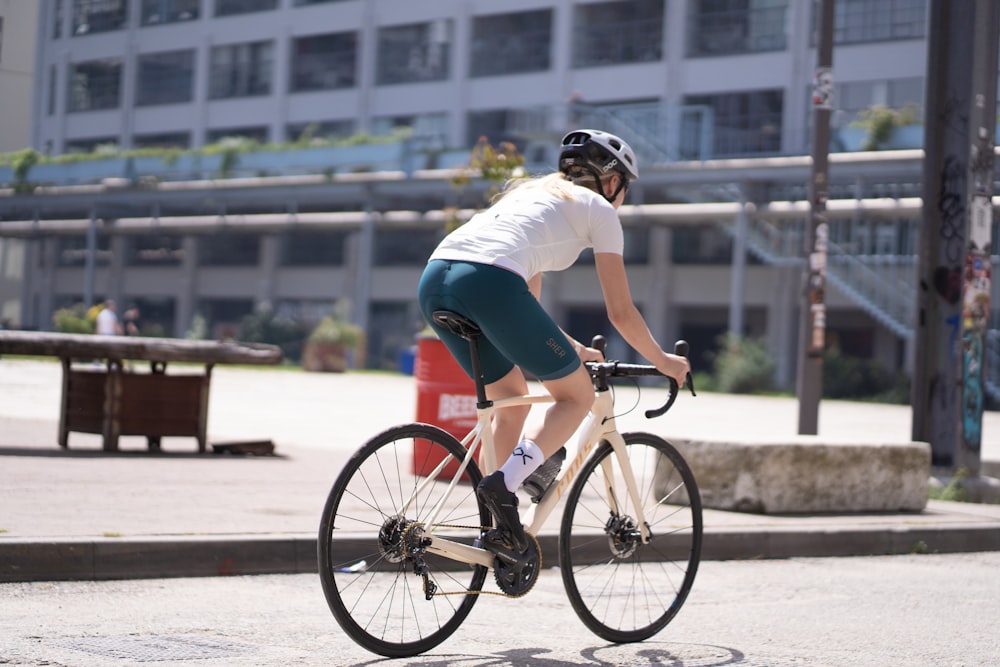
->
[52,635,255,662]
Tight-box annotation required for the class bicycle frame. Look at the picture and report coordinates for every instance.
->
[414,384,650,570]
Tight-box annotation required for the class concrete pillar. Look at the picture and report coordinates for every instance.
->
[257,233,279,306]
[646,224,675,346]
[769,264,799,391]
[175,235,199,337]
[107,235,126,305]
[38,239,57,331]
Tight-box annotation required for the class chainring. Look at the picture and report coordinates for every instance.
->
[491,531,542,597]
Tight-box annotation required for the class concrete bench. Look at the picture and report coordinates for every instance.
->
[670,437,931,514]
[0,331,282,453]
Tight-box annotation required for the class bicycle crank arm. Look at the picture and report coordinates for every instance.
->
[425,536,494,569]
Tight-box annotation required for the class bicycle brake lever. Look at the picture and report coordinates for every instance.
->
[591,335,607,358]
[674,340,696,397]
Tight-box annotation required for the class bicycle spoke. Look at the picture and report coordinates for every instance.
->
[560,434,702,644]
[318,424,489,658]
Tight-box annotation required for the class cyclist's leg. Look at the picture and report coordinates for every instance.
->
[526,364,594,457]
[484,365,531,463]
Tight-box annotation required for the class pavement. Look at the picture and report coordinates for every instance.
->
[2,356,1000,583]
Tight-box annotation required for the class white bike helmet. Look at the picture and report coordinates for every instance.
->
[559,129,639,183]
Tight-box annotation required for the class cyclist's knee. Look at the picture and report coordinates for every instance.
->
[547,367,595,413]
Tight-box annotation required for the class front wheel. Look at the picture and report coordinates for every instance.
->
[559,431,703,643]
[318,423,490,658]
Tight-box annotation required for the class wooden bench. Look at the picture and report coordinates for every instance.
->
[0,332,282,452]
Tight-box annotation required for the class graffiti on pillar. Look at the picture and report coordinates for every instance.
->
[937,154,966,267]
[962,331,984,452]
[806,217,828,358]
[959,133,994,454]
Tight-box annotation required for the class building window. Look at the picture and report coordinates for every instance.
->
[56,235,112,266]
[836,77,924,125]
[214,0,277,17]
[205,126,269,144]
[290,32,357,92]
[465,109,524,148]
[72,0,128,36]
[672,227,736,264]
[572,0,663,68]
[831,0,926,44]
[134,131,191,149]
[198,233,260,266]
[48,65,58,115]
[286,120,355,143]
[65,136,118,153]
[470,10,552,78]
[209,40,273,99]
[684,89,784,157]
[125,297,176,338]
[141,0,200,26]
[686,0,789,57]
[279,230,347,266]
[53,0,64,39]
[126,234,185,266]
[196,297,254,339]
[377,20,451,85]
[372,113,448,146]
[374,230,440,267]
[68,59,122,112]
[136,50,195,106]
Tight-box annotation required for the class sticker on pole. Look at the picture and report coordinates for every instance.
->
[812,67,833,110]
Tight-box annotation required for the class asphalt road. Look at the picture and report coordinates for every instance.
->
[2,552,998,666]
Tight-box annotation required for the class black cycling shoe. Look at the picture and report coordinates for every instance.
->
[476,471,528,553]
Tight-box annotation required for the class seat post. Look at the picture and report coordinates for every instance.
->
[466,335,490,408]
[430,309,492,409]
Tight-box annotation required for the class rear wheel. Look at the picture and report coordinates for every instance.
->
[559,431,702,643]
[318,423,489,657]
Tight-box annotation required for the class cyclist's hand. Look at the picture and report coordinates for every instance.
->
[578,345,605,363]
[658,353,690,388]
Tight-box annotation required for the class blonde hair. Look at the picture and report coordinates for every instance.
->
[492,170,612,204]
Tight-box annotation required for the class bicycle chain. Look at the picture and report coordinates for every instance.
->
[400,522,541,599]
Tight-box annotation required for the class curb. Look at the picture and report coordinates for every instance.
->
[4,524,1000,583]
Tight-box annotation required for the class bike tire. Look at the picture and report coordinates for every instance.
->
[559,431,703,643]
[318,423,490,658]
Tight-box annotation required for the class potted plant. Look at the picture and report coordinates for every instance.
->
[302,315,364,373]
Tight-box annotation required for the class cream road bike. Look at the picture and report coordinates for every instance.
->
[318,310,702,658]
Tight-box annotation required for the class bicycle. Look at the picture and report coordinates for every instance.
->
[318,309,702,658]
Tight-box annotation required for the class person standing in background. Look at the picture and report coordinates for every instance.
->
[96,301,123,336]
[123,305,141,337]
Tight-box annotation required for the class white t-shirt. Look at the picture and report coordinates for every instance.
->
[96,308,119,335]
[428,181,624,280]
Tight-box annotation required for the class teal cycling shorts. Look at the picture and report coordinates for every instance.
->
[417,259,581,384]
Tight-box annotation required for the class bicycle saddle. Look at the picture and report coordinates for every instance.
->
[431,310,482,339]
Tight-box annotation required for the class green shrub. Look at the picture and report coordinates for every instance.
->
[711,334,775,394]
[238,305,305,361]
[822,347,909,403]
[52,303,94,334]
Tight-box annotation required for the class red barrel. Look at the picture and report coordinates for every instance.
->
[413,335,478,477]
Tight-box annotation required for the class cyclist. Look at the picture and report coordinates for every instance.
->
[417,129,690,554]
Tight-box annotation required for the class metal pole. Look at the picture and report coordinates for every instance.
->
[913,0,975,466]
[796,0,834,435]
[956,0,999,475]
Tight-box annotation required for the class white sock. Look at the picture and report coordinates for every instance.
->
[498,439,544,492]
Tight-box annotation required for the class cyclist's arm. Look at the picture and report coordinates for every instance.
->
[593,252,689,385]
